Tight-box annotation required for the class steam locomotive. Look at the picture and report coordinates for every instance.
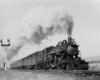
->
[10,37,89,70]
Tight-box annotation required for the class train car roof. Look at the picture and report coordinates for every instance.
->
[21,51,42,60]
[45,46,55,50]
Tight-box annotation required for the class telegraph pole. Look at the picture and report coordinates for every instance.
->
[0,39,10,70]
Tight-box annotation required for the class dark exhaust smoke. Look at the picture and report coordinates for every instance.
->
[0,6,74,60]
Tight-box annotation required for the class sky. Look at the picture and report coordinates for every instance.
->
[0,0,100,67]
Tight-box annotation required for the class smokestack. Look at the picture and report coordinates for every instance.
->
[68,37,71,43]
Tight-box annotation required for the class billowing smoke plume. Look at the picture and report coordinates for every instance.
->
[0,6,74,60]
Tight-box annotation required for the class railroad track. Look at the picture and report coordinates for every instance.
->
[11,68,100,77]
[63,70,100,77]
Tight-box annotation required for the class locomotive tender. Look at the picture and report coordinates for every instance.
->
[10,37,89,70]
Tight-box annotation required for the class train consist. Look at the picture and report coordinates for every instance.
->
[10,37,89,70]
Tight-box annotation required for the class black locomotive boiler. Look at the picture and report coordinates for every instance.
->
[10,37,89,70]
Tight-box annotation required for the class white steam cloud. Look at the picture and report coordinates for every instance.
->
[0,6,74,60]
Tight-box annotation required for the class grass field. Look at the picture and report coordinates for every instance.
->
[89,63,100,71]
[0,69,99,80]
